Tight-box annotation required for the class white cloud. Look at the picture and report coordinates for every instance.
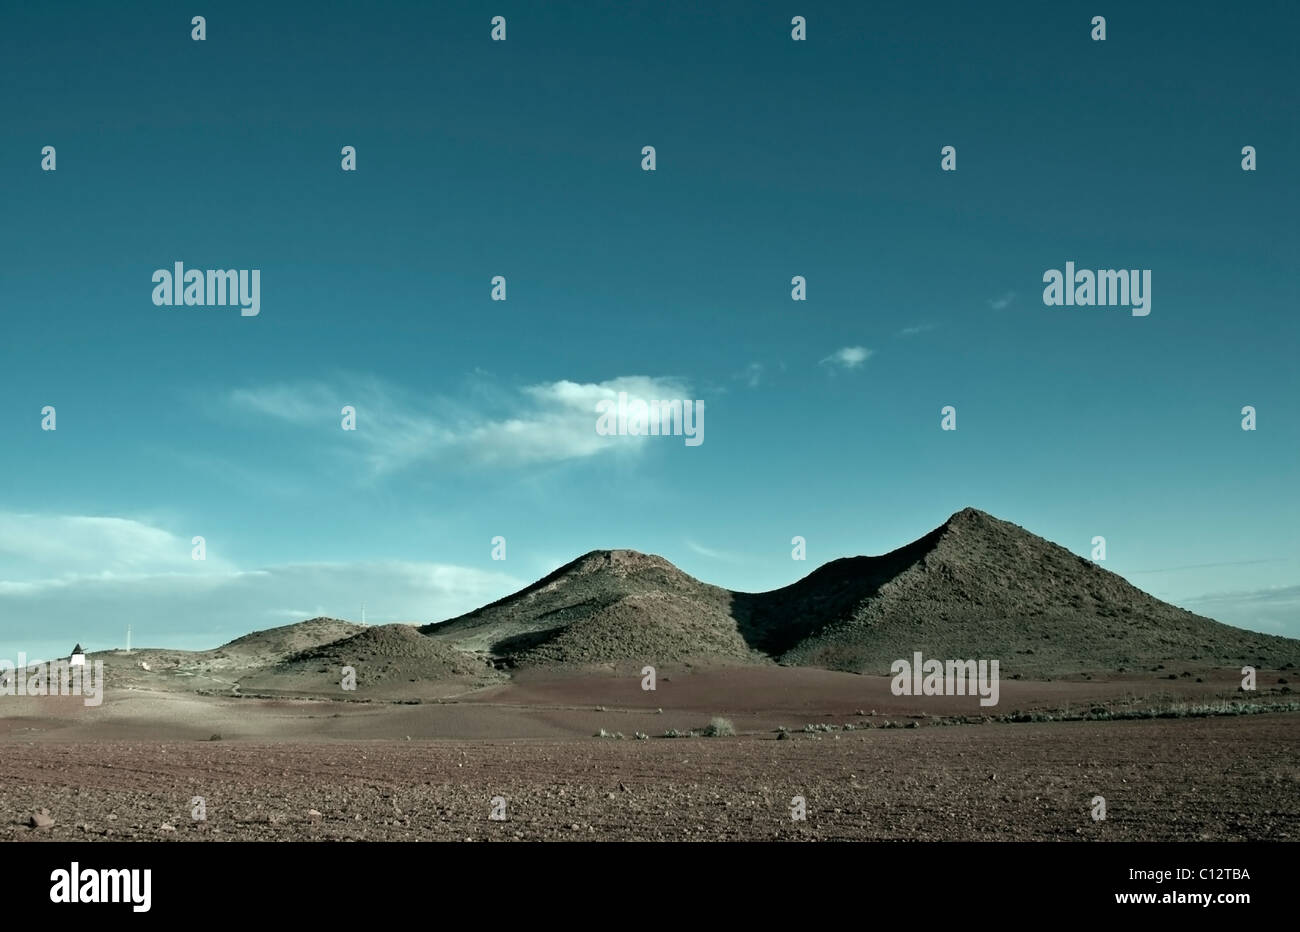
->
[226,374,694,473]
[988,292,1016,310]
[820,346,873,370]
[898,323,936,337]
[0,513,236,578]
[0,513,524,657]
[467,376,693,466]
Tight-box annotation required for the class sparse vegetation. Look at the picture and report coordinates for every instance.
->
[1001,698,1300,723]
[662,728,698,738]
[900,697,1300,728]
[703,717,735,737]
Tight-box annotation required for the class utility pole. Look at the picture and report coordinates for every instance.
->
[126,624,132,653]
[361,603,366,625]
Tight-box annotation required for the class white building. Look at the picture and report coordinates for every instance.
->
[69,643,86,667]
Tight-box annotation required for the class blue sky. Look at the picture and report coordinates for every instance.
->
[2,1,1296,660]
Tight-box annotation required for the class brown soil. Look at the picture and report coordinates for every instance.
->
[2,662,1296,842]
[3,714,1295,841]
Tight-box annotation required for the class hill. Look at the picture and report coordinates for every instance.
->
[423,509,1300,676]
[237,623,504,698]
[216,617,366,660]
[772,508,1297,675]
[422,549,764,668]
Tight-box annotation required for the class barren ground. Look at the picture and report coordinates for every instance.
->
[1,667,1296,841]
[1,716,1296,841]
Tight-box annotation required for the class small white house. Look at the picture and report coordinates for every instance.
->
[69,643,86,667]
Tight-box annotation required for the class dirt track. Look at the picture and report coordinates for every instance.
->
[4,714,1297,841]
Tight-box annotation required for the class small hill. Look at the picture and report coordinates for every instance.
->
[236,624,504,698]
[216,617,366,660]
[87,618,369,694]
[424,549,763,668]
[286,624,492,678]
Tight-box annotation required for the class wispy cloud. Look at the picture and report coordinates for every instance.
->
[736,362,764,388]
[0,513,523,659]
[0,513,236,579]
[684,539,740,562]
[988,291,1016,310]
[819,346,873,370]
[898,323,936,337]
[226,374,694,474]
